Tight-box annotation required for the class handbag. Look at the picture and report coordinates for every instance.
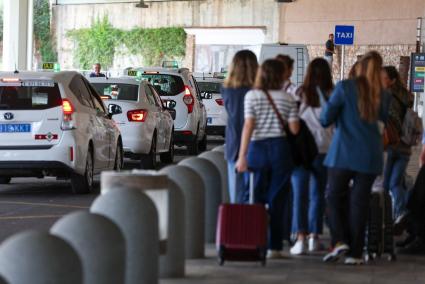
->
[383,118,400,149]
[263,90,318,169]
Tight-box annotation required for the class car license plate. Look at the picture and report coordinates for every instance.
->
[207,117,213,125]
[0,124,31,133]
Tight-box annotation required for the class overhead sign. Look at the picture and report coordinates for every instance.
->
[410,53,425,93]
[334,25,355,45]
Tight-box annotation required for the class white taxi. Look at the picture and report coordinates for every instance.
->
[0,71,123,194]
[88,75,175,169]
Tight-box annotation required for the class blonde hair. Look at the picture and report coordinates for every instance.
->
[224,50,258,88]
[355,51,383,122]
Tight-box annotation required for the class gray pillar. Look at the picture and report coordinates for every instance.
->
[50,211,126,284]
[0,231,82,284]
[179,157,222,243]
[160,165,205,259]
[101,170,186,278]
[3,0,33,70]
[199,151,229,203]
[0,275,6,284]
[212,145,225,153]
[91,190,159,284]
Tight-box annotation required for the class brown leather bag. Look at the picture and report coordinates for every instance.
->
[383,119,400,149]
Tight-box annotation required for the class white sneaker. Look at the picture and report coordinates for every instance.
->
[308,237,319,252]
[290,240,307,255]
[323,243,350,262]
[266,250,283,259]
[344,257,364,265]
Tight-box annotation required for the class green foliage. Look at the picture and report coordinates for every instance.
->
[67,18,186,69]
[67,17,121,70]
[34,0,57,62]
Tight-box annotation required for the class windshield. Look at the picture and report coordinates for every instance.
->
[141,74,184,96]
[91,83,139,101]
[197,82,222,94]
[0,83,62,110]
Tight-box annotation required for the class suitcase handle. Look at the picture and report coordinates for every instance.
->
[249,171,254,205]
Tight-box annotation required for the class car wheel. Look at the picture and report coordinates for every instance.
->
[187,134,199,155]
[114,141,123,171]
[71,147,94,194]
[0,177,11,184]
[141,135,157,169]
[198,133,207,152]
[160,131,174,164]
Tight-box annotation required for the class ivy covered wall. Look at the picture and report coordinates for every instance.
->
[67,17,187,70]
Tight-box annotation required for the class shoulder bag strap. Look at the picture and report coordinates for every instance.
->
[263,90,287,130]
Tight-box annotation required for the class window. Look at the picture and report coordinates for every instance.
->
[141,74,185,96]
[91,83,139,101]
[149,85,164,109]
[197,82,222,94]
[82,79,106,114]
[0,84,62,110]
[69,75,94,108]
[144,85,159,106]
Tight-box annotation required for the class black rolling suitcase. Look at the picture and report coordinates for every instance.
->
[366,190,396,262]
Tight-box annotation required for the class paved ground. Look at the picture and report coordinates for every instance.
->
[1,141,424,283]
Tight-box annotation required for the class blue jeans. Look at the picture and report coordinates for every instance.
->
[246,137,293,251]
[291,154,327,235]
[227,161,247,204]
[383,149,410,219]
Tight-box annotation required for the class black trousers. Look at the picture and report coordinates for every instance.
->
[326,167,376,258]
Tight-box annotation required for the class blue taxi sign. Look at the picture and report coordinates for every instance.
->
[334,25,355,45]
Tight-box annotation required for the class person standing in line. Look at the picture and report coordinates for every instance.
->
[89,63,106,78]
[381,66,414,222]
[289,58,334,255]
[276,55,299,102]
[221,50,259,203]
[320,51,391,265]
[236,59,300,258]
[324,34,335,67]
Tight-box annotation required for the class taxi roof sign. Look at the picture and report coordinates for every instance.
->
[127,70,141,77]
[42,62,60,72]
[162,61,179,69]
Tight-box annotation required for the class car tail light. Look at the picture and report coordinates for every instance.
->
[215,98,224,106]
[181,130,193,135]
[127,109,148,122]
[61,99,76,130]
[183,86,194,113]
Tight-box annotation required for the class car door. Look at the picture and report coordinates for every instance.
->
[150,84,170,152]
[191,76,207,135]
[144,84,164,150]
[81,78,111,169]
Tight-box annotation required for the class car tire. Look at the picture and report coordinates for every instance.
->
[71,147,94,194]
[160,130,174,164]
[187,134,199,155]
[114,141,123,171]
[198,133,207,152]
[0,177,11,184]
[141,135,157,169]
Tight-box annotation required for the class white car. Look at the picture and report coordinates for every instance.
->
[88,76,175,169]
[0,71,123,194]
[128,67,207,155]
[194,73,226,137]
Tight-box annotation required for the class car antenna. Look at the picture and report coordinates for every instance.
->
[202,72,205,80]
[13,63,19,74]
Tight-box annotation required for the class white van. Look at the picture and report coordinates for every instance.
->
[258,44,310,87]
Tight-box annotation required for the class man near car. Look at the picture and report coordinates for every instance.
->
[89,63,106,78]
[324,34,335,67]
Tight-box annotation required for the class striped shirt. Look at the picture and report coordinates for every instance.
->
[245,89,299,141]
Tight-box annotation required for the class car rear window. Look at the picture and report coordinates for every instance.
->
[0,83,62,110]
[141,74,184,96]
[91,83,139,101]
[197,82,222,94]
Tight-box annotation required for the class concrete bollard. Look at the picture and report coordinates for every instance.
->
[160,165,205,259]
[0,275,6,284]
[100,170,186,278]
[91,189,159,284]
[179,157,222,243]
[0,231,82,284]
[212,144,225,153]
[50,211,126,284]
[199,151,229,203]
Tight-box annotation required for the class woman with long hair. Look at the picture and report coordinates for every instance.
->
[289,58,334,255]
[381,66,414,222]
[320,51,390,264]
[222,50,259,203]
[236,59,300,258]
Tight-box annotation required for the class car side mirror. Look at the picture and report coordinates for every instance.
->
[108,104,122,118]
[200,92,212,100]
[165,108,176,120]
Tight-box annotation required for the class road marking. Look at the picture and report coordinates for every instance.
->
[0,201,89,209]
[0,215,64,220]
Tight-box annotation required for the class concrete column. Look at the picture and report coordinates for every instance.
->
[3,0,34,71]
[199,151,229,203]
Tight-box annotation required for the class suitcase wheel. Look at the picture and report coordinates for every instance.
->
[388,253,397,262]
[218,245,225,266]
[259,248,267,267]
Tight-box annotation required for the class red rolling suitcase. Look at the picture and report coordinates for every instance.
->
[216,173,268,266]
